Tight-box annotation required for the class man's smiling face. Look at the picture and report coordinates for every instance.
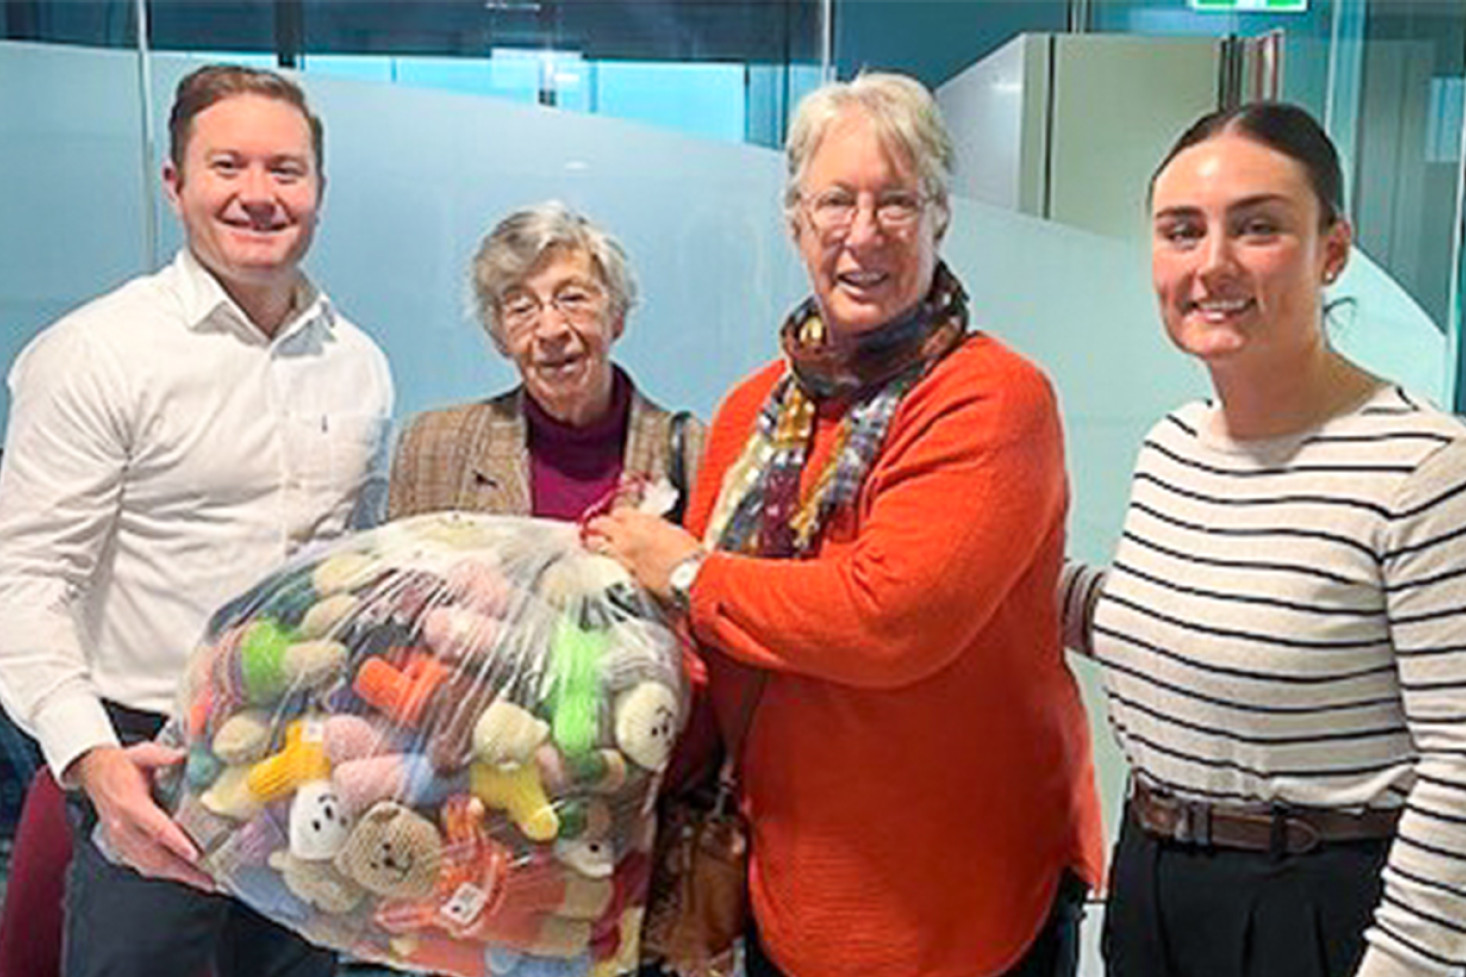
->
[164,93,321,299]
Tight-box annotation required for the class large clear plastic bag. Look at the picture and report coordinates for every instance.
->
[157,513,686,977]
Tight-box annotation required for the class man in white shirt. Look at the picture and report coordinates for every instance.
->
[0,64,392,976]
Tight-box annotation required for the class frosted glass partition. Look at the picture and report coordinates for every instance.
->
[1330,247,1450,407]
[0,41,149,427]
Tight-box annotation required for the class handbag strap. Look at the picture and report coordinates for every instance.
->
[667,410,693,525]
[712,670,767,815]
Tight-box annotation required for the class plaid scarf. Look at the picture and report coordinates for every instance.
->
[706,262,969,558]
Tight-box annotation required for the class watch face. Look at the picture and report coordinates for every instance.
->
[669,553,704,603]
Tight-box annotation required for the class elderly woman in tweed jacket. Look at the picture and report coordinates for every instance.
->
[388,202,704,522]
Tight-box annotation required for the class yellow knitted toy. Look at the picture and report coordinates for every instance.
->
[249,718,331,801]
[469,761,559,842]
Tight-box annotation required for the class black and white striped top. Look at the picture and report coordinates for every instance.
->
[1072,386,1466,977]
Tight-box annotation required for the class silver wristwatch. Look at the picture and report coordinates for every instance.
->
[667,550,708,614]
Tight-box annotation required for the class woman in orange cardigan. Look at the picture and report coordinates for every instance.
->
[589,71,1103,977]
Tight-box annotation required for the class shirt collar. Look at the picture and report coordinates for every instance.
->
[172,247,333,345]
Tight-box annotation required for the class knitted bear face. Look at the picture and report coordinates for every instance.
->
[613,682,678,772]
[334,800,443,899]
[289,780,354,860]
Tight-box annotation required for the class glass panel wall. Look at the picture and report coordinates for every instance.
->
[1336,0,1464,353]
[830,0,1069,89]
[297,0,821,148]
[1,1,823,148]
[0,0,140,47]
[1070,0,1466,365]
[0,39,147,427]
[1089,0,1338,115]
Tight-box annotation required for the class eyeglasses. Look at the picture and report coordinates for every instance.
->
[499,283,605,335]
[801,187,929,238]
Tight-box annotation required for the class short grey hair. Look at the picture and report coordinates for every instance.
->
[783,71,955,237]
[470,201,638,350]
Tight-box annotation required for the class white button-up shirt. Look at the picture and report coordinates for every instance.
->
[0,249,393,778]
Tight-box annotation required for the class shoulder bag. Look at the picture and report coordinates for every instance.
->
[641,673,765,977]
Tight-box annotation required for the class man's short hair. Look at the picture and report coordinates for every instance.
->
[168,64,324,175]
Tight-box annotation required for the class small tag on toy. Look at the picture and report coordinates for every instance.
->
[439,882,490,927]
[301,718,326,744]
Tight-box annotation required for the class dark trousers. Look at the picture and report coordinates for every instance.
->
[62,703,336,977]
[1103,799,1389,977]
[744,871,1088,977]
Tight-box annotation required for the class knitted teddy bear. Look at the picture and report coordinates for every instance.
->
[335,800,443,900]
[373,795,511,939]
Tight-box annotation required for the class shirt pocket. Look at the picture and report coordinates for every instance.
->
[283,410,387,496]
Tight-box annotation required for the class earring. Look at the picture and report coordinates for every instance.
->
[1323,269,1337,284]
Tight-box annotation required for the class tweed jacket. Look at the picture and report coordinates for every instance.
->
[387,382,706,520]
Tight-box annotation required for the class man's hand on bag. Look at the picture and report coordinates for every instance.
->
[72,743,214,891]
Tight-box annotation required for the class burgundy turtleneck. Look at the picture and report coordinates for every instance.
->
[523,368,632,520]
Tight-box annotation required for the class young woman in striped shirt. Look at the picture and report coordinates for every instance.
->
[1064,103,1466,977]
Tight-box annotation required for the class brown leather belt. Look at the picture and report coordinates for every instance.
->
[1131,779,1399,855]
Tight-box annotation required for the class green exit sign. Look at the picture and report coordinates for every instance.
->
[1190,0,1308,10]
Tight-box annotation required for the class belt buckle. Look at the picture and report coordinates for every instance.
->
[1172,798,1211,846]
[1281,813,1321,855]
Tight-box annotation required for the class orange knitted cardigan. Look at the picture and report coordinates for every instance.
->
[680,333,1104,977]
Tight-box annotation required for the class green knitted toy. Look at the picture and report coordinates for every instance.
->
[547,616,606,757]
